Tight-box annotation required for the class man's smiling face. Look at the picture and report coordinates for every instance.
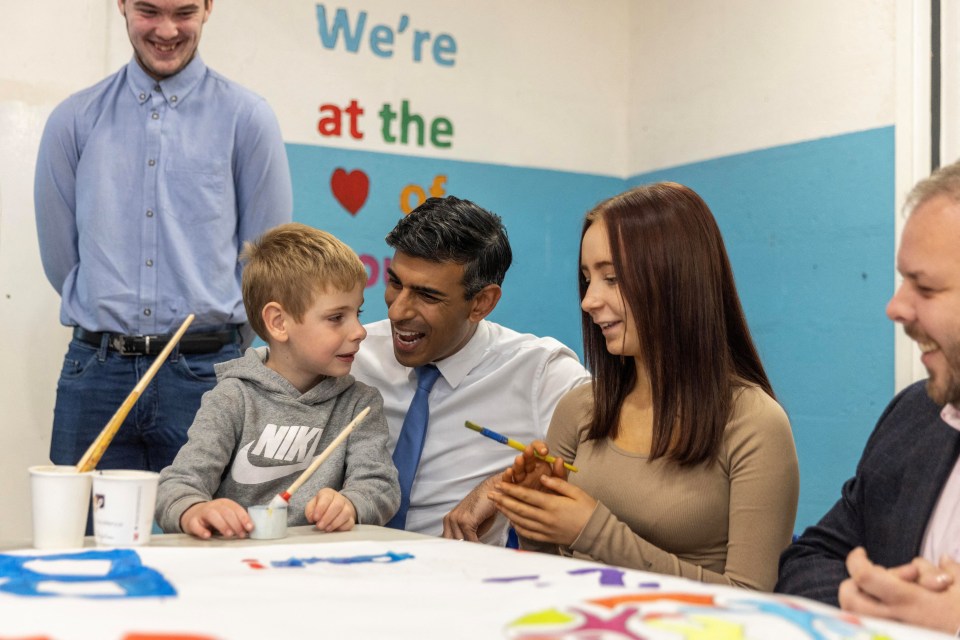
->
[119,0,211,81]
[384,252,480,367]
[887,195,960,405]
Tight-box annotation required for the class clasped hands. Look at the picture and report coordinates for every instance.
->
[179,488,357,539]
[482,440,595,547]
[839,546,960,634]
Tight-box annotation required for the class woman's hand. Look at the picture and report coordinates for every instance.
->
[489,473,596,547]
[500,440,568,492]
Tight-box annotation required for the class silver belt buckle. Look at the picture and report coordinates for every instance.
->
[109,335,133,355]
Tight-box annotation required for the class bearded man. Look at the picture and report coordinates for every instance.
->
[776,159,960,635]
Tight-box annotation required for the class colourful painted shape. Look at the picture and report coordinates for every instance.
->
[506,592,898,640]
[646,614,745,640]
[0,550,175,599]
[509,608,579,627]
[485,567,653,589]
[269,551,413,567]
[123,634,218,640]
[507,604,648,640]
[591,592,716,608]
[568,567,627,587]
[330,167,370,214]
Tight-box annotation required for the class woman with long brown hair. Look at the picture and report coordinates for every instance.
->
[490,182,799,590]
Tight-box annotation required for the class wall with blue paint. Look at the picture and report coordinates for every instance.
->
[630,127,896,528]
[290,125,896,531]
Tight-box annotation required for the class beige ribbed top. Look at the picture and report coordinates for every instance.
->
[522,382,799,591]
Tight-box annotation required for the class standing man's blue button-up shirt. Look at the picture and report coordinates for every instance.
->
[35,55,293,335]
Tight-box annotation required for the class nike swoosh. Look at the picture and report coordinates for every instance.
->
[230,442,316,485]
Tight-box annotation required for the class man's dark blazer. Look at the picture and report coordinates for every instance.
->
[775,380,960,606]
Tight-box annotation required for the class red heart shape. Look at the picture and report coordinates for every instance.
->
[330,168,370,215]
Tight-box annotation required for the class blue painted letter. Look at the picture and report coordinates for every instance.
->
[316,5,366,53]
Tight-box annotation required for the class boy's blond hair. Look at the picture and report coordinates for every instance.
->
[241,223,367,341]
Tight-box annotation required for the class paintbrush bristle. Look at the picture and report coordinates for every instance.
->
[267,494,288,509]
[464,421,483,432]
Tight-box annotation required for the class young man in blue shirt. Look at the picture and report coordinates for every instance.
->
[34,0,293,473]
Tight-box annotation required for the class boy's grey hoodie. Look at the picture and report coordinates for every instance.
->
[156,348,399,532]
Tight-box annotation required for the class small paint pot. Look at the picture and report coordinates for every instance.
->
[248,505,288,540]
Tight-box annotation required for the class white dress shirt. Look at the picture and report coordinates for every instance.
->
[921,403,960,563]
[352,319,591,541]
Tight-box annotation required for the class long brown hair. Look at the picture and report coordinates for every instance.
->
[580,182,774,465]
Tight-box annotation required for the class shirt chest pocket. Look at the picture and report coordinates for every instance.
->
[162,159,229,226]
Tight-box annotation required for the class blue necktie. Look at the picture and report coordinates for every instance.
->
[387,364,441,530]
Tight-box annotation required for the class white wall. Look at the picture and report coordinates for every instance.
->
[627,1,895,174]
[0,3,115,543]
[203,0,630,173]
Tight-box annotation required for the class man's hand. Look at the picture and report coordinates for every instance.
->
[180,499,253,539]
[442,475,499,542]
[839,547,960,634]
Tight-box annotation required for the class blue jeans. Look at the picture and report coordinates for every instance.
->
[50,336,242,472]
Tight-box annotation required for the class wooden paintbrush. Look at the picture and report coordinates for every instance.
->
[76,314,195,472]
[267,406,371,508]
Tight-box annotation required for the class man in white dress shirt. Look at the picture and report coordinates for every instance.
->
[352,196,590,544]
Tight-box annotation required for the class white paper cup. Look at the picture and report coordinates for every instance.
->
[91,470,160,547]
[248,505,288,540]
[29,465,93,549]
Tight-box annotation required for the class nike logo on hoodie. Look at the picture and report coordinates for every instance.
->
[231,424,323,484]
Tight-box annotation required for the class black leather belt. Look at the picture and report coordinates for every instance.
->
[73,327,238,356]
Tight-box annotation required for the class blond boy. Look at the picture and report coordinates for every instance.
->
[156,223,399,538]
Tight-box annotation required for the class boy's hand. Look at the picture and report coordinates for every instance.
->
[180,499,253,539]
[306,488,357,532]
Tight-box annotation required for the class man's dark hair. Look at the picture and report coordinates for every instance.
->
[386,196,512,299]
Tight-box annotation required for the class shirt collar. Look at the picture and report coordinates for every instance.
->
[941,403,960,431]
[125,54,206,108]
[428,320,491,390]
